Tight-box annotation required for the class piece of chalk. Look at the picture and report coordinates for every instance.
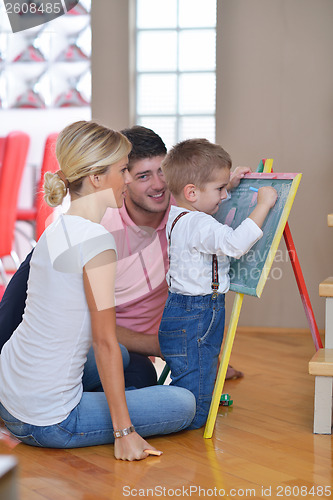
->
[144,449,163,456]
[249,187,258,192]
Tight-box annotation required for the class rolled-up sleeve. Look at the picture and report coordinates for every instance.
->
[190,215,263,259]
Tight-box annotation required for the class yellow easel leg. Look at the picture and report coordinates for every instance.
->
[263,158,273,173]
[203,292,244,439]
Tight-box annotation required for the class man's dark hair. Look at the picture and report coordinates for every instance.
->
[120,125,167,167]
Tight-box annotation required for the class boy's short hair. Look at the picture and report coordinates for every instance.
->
[120,125,167,169]
[162,138,232,196]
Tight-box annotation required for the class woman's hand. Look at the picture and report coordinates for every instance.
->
[114,432,162,461]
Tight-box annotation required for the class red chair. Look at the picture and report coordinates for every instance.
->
[0,131,30,285]
[16,133,59,242]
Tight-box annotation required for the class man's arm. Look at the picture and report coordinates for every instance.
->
[116,324,162,358]
[0,250,33,352]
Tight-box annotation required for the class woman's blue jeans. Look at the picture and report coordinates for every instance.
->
[159,292,225,429]
[0,344,196,448]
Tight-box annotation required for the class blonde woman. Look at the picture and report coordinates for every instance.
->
[0,121,195,460]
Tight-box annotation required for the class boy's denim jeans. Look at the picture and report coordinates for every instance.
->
[159,292,225,429]
[0,344,196,448]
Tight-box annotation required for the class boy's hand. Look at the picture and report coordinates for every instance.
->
[257,186,278,209]
[248,186,277,228]
[227,166,251,191]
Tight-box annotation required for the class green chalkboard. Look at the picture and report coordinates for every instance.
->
[214,172,302,297]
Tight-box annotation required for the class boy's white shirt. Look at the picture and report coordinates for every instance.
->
[166,206,263,296]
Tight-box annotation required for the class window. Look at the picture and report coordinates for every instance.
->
[135,0,216,149]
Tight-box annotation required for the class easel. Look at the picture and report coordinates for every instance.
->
[203,159,322,438]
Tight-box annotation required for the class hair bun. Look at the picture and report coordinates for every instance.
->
[44,171,68,207]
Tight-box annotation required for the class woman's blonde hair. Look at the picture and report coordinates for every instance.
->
[44,121,132,207]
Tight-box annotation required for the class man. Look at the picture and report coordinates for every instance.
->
[0,126,242,385]
[102,125,170,386]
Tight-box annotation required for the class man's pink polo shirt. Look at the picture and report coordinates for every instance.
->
[101,200,172,335]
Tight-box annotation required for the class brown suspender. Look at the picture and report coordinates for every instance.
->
[168,211,219,294]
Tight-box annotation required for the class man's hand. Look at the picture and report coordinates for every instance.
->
[227,166,251,191]
[116,325,162,357]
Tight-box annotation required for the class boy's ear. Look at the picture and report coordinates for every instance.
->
[183,184,197,202]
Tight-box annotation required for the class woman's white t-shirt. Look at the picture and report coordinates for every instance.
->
[0,215,116,426]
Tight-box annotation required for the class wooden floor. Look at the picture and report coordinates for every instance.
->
[1,328,332,499]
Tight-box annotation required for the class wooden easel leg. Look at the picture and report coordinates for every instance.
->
[204,292,244,439]
[283,223,323,350]
[263,160,322,351]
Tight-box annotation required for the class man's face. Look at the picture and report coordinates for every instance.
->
[125,155,170,214]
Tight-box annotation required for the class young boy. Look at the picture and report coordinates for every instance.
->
[159,139,277,429]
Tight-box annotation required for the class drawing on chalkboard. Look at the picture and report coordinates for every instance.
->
[214,172,302,297]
